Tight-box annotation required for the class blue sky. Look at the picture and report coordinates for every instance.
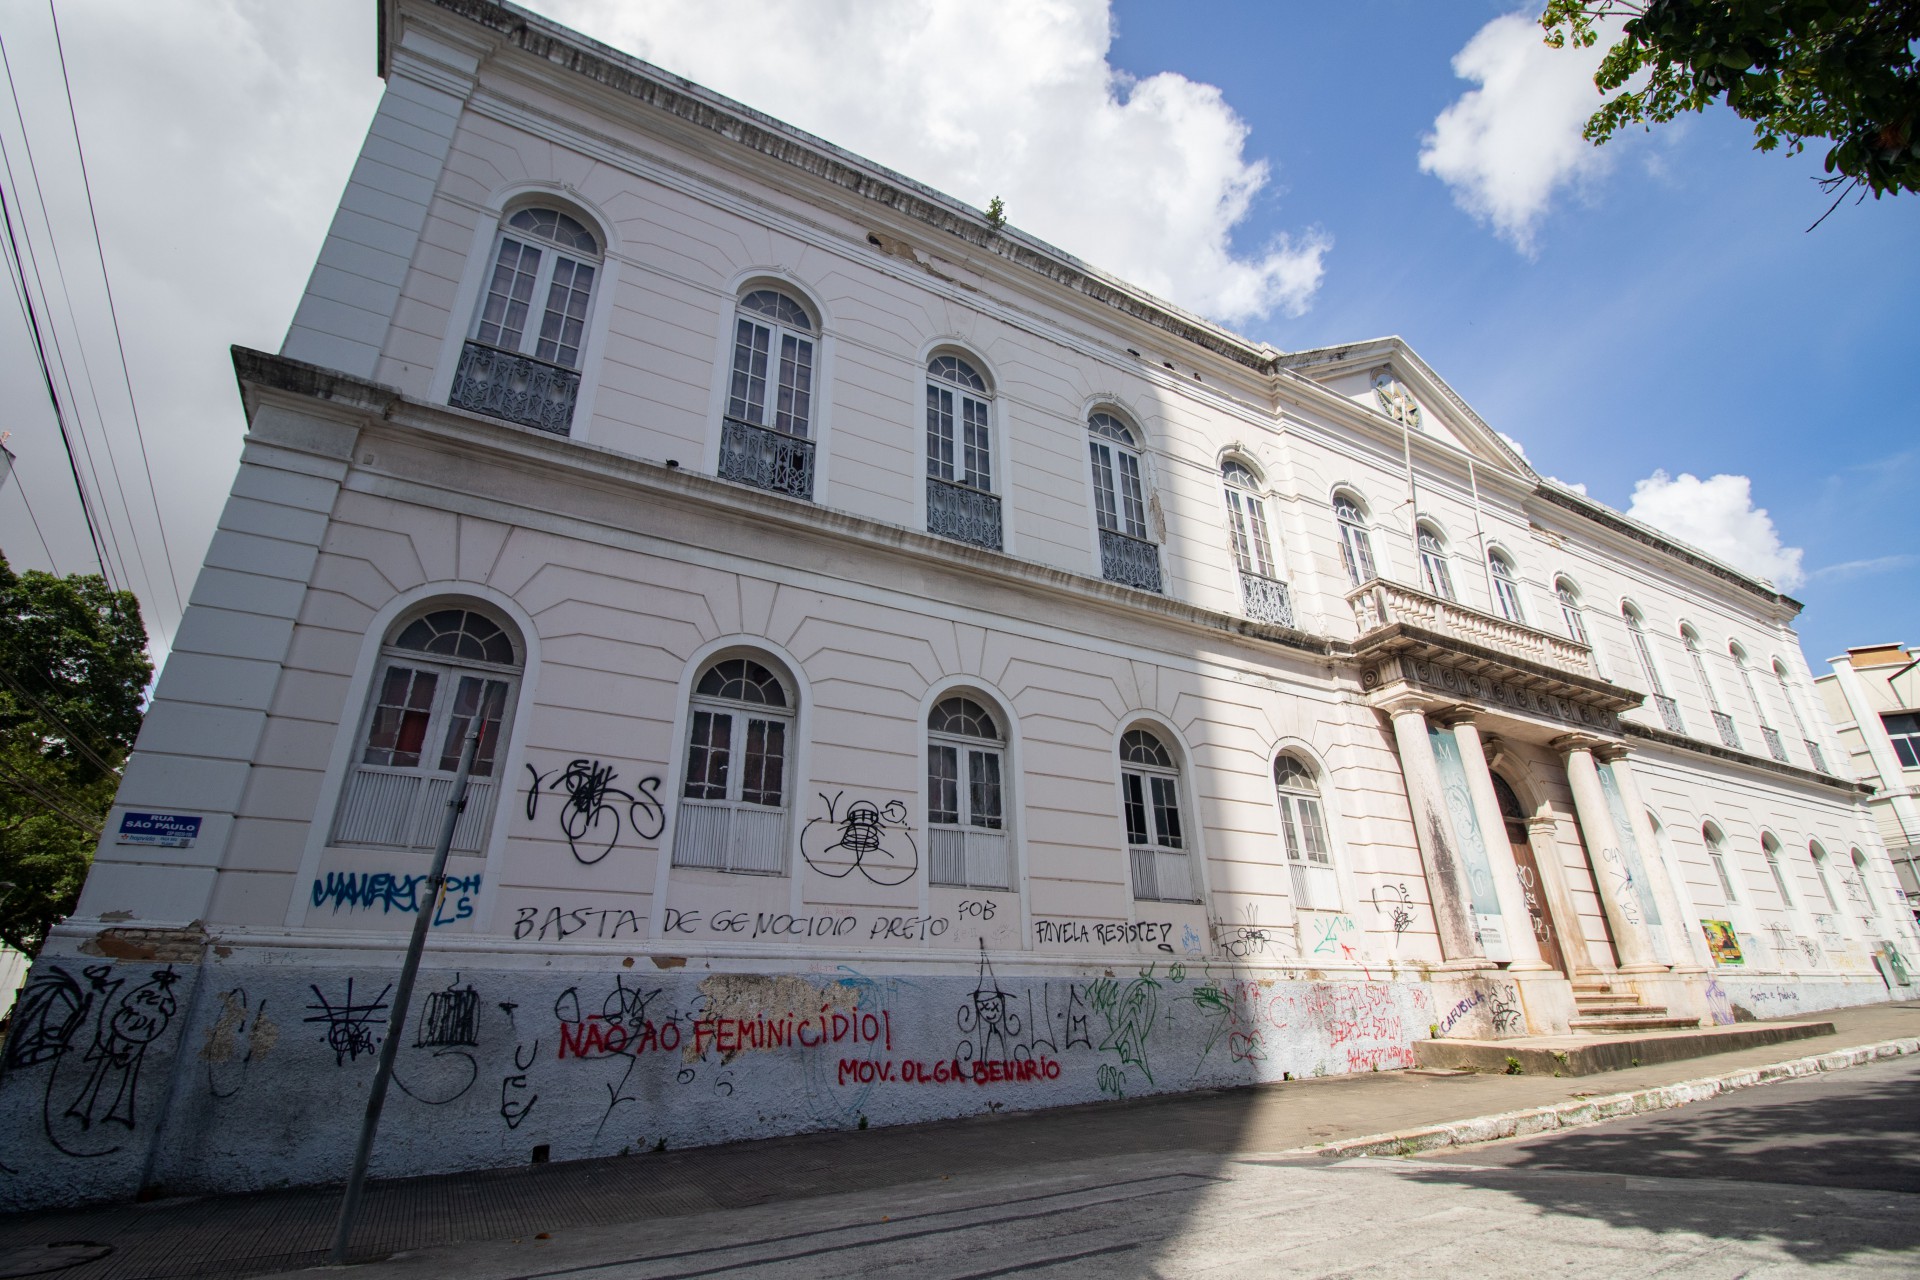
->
[0,0,1912,672]
[1104,1,1919,665]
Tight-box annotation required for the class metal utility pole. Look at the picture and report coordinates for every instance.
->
[330,722,482,1265]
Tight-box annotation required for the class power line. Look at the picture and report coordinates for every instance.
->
[47,0,184,627]
[0,758,102,837]
[0,665,121,779]
[0,29,155,615]
[9,460,58,569]
[0,172,112,584]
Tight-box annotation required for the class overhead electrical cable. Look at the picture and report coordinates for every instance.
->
[0,174,112,582]
[47,0,185,627]
[0,30,159,615]
[10,464,59,568]
[0,666,122,778]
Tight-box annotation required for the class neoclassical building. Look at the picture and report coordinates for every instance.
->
[2,0,1910,1207]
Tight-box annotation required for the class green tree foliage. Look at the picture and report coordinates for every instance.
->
[0,553,150,954]
[1542,1,1920,208]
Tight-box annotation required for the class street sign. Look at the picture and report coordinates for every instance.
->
[117,811,203,847]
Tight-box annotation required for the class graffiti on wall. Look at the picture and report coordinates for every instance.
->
[800,793,919,886]
[1370,884,1415,944]
[525,759,665,865]
[305,978,392,1066]
[311,872,480,925]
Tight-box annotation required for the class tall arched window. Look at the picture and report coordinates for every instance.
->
[1625,605,1683,733]
[1488,550,1525,622]
[927,695,1009,889]
[674,656,794,873]
[1731,644,1785,761]
[1682,626,1738,748]
[718,288,818,500]
[1555,577,1601,673]
[1810,842,1840,913]
[1088,411,1162,592]
[1773,660,1828,772]
[1334,493,1377,586]
[1762,833,1793,907]
[1274,754,1336,909]
[1416,523,1455,600]
[334,606,522,853]
[1120,728,1194,902]
[1851,849,1879,918]
[452,206,602,434]
[1223,460,1292,625]
[1704,823,1737,903]
[925,356,1001,549]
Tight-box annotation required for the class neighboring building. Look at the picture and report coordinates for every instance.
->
[1,0,1912,1208]
[1817,644,1920,920]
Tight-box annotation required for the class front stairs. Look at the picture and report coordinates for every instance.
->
[1568,978,1700,1033]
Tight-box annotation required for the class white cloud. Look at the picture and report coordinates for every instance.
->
[537,0,1327,321]
[1808,553,1919,583]
[1626,471,1806,589]
[1418,10,1612,254]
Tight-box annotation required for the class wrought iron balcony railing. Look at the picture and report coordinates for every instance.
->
[926,476,1002,550]
[1345,578,1599,680]
[1712,710,1741,750]
[1239,571,1295,628]
[1099,528,1163,593]
[1804,739,1828,773]
[1653,694,1685,735]
[718,416,814,501]
[449,340,580,435]
[1761,726,1787,762]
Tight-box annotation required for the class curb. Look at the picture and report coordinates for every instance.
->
[1287,1035,1920,1160]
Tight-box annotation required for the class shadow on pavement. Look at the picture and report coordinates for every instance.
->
[1399,1055,1920,1265]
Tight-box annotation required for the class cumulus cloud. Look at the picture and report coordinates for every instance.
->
[1418,10,1613,254]
[1626,471,1806,589]
[541,0,1327,321]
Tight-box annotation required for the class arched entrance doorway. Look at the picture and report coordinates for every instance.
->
[1493,772,1567,974]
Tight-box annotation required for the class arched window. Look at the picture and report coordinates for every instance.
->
[452,206,603,434]
[718,288,818,501]
[1334,493,1377,586]
[1731,644,1785,761]
[1762,833,1793,907]
[1773,660,1827,772]
[1416,523,1455,600]
[1088,411,1162,592]
[1223,460,1292,626]
[1274,754,1336,909]
[334,606,522,853]
[1810,842,1840,913]
[1120,728,1194,902]
[1703,823,1737,903]
[728,289,815,436]
[927,695,1009,889]
[1683,626,1738,748]
[1555,576,1595,652]
[1488,550,1525,623]
[1625,605,1683,733]
[673,656,794,874]
[1851,849,1879,917]
[925,356,1001,549]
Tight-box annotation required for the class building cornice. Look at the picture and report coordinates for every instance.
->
[231,346,1347,669]
[1619,720,1866,795]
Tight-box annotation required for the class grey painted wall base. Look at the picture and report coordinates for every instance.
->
[1,944,1895,1212]
[0,946,1449,1211]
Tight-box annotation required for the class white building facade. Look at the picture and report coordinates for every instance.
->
[1817,643,1920,932]
[2,0,1912,1208]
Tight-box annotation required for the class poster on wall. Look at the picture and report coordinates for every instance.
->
[1700,919,1744,966]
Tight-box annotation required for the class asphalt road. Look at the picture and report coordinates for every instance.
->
[238,1055,1920,1278]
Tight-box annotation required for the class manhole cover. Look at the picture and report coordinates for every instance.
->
[0,1241,113,1278]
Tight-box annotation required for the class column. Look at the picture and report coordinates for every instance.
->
[1376,691,1485,964]
[1553,734,1663,972]
[1605,752,1706,971]
[1434,711,1547,970]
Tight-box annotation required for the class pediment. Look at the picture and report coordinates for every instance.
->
[1275,337,1535,479]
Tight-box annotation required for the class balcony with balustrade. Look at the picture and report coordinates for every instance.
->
[718,416,814,501]
[1099,528,1163,594]
[448,340,580,435]
[1712,710,1741,750]
[1347,577,1642,725]
[926,477,1002,551]
[1761,726,1787,762]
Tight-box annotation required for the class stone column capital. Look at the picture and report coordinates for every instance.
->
[1551,732,1608,758]
[1593,742,1632,763]
[1370,688,1448,720]
[1427,705,1482,731]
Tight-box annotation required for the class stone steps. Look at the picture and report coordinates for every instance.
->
[1413,1019,1836,1076]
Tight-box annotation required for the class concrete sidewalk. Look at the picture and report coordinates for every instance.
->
[3,1000,1917,1280]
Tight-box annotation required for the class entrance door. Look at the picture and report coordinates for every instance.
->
[1493,773,1567,974]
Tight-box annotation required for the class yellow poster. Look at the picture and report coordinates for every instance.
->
[1700,919,1744,966]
